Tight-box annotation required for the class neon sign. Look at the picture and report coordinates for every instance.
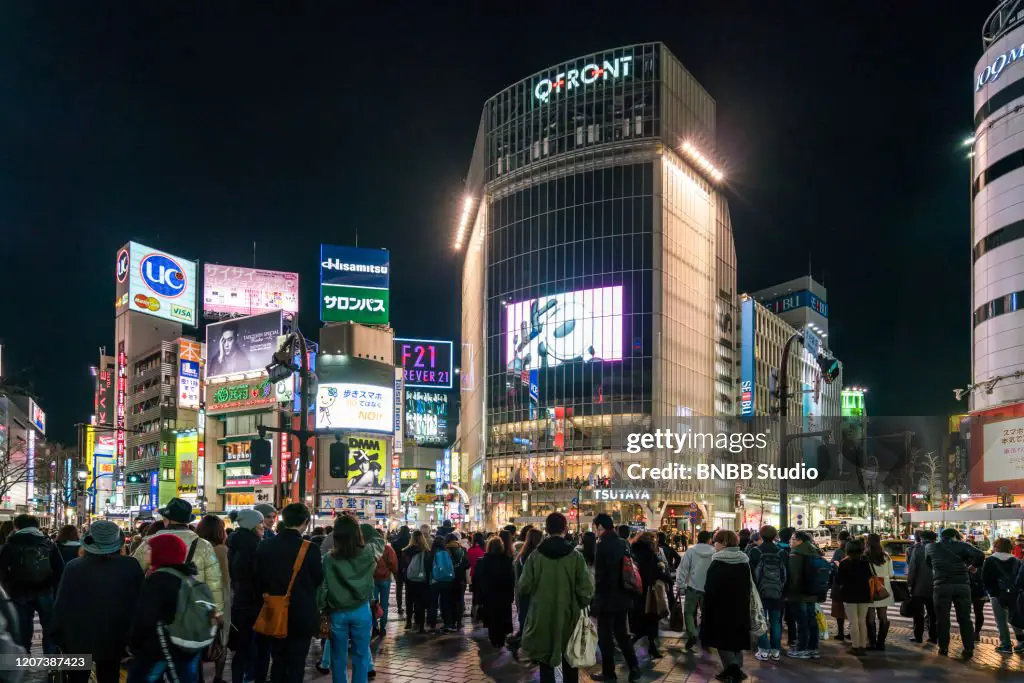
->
[534,56,633,103]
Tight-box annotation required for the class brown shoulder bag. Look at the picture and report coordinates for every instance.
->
[254,540,311,639]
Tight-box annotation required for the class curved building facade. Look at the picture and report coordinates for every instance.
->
[973,4,1024,411]
[457,43,737,529]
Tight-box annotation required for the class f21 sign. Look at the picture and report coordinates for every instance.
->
[395,338,453,389]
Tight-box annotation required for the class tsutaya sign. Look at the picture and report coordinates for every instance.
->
[534,55,634,103]
[591,488,651,501]
[976,42,1024,92]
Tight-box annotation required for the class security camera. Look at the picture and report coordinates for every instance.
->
[954,389,964,402]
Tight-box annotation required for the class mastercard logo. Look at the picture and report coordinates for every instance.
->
[133,294,160,312]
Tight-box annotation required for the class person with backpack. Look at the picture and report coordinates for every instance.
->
[518,512,594,683]
[402,531,430,633]
[925,527,985,657]
[371,532,399,637]
[128,533,219,683]
[254,503,323,683]
[472,536,516,648]
[785,530,827,659]
[835,539,873,656]
[675,529,715,651]
[316,517,385,683]
[445,533,470,629]
[0,513,64,654]
[427,535,456,632]
[749,525,786,661]
[134,499,225,619]
[52,521,144,683]
[591,513,640,682]
[226,509,265,683]
[907,529,938,644]
[983,537,1024,654]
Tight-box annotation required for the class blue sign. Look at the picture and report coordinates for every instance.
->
[180,360,199,379]
[529,368,539,420]
[149,471,158,509]
[763,290,828,319]
[804,329,820,358]
[320,245,390,290]
[740,298,756,420]
[292,348,317,413]
[140,253,188,298]
[442,449,452,485]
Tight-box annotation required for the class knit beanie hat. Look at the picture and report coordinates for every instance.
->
[233,509,264,531]
[149,533,188,570]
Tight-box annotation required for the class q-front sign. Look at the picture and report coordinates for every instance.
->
[976,42,1024,92]
[534,55,633,103]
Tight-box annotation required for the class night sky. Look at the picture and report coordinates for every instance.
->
[0,2,996,445]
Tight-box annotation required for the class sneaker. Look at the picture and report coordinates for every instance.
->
[628,670,642,683]
[770,650,781,661]
[588,675,617,682]
[787,650,810,659]
[996,645,1014,655]
[755,650,770,661]
[808,650,821,659]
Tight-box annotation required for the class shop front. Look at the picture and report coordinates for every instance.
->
[318,492,387,523]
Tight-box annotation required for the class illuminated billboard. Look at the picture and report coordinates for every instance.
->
[346,436,386,494]
[740,297,755,420]
[405,390,448,446]
[94,359,115,456]
[206,378,276,414]
[27,399,45,435]
[506,285,623,371]
[315,383,393,433]
[115,242,198,326]
[320,245,390,325]
[176,431,198,494]
[205,311,283,380]
[203,264,300,317]
[395,338,453,389]
[178,339,202,410]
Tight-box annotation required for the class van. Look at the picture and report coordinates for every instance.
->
[797,528,833,550]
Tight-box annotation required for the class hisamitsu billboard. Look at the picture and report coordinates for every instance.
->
[320,245,390,325]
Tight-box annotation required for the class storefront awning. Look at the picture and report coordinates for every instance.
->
[902,507,1024,524]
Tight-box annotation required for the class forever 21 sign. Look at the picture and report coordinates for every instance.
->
[395,338,453,390]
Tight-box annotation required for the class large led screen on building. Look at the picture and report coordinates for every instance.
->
[405,390,448,446]
[115,242,197,326]
[505,286,623,372]
[395,338,453,389]
[28,399,45,435]
[203,264,300,316]
[320,245,390,325]
[315,383,394,433]
[205,311,283,380]
[739,297,755,420]
[982,416,1024,485]
[346,436,386,494]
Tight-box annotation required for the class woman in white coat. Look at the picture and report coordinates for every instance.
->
[865,533,895,651]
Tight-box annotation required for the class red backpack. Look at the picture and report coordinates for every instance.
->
[622,544,643,594]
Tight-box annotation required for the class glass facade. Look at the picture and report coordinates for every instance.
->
[460,43,736,527]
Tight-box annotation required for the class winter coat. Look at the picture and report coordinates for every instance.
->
[518,536,594,668]
[675,543,715,594]
[0,528,64,599]
[473,552,515,636]
[52,554,144,660]
[1014,543,1023,560]
[134,526,224,612]
[318,526,386,613]
[373,544,399,581]
[868,556,895,607]
[969,564,986,601]
[907,542,935,597]
[748,540,786,610]
[785,541,823,603]
[630,539,670,628]
[212,544,232,640]
[128,563,197,661]
[391,533,410,578]
[983,553,1021,597]
[57,542,81,567]
[227,527,262,617]
[925,539,985,587]
[447,541,470,585]
[255,529,324,639]
[700,548,753,653]
[467,545,485,577]
[835,556,872,604]
[593,530,633,614]
[659,542,681,570]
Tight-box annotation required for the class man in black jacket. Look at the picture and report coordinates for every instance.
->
[0,514,64,653]
[907,530,938,644]
[591,514,640,682]
[254,503,324,683]
[925,527,985,657]
[392,526,411,615]
[228,509,265,683]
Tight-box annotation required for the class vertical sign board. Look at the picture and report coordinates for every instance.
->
[26,429,35,502]
[320,245,390,325]
[149,471,159,510]
[740,298,756,421]
[393,366,404,454]
[178,339,202,410]
[116,341,127,495]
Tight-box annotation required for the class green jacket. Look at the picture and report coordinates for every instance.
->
[786,540,823,603]
[317,525,386,613]
[518,536,594,668]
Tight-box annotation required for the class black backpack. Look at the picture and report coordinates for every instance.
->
[994,557,1021,608]
[10,542,53,586]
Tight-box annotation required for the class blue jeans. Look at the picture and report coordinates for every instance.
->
[322,602,373,683]
[127,654,199,683]
[991,596,1024,649]
[793,602,819,651]
[13,594,55,654]
[373,580,391,630]
[757,608,783,651]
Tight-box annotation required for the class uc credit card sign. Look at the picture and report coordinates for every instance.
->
[117,242,197,326]
[320,245,390,324]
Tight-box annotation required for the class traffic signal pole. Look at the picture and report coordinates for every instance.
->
[259,331,314,506]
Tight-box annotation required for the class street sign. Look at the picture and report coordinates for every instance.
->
[689,502,697,510]
[571,496,578,507]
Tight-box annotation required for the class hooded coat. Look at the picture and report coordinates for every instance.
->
[786,541,824,603]
[675,542,715,594]
[134,526,225,612]
[472,551,515,636]
[593,529,633,614]
[700,547,753,652]
[518,536,593,668]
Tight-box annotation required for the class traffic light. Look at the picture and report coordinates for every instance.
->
[250,438,272,476]
[126,473,143,484]
[329,441,349,478]
[816,354,841,384]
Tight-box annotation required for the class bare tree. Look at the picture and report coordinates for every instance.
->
[917,451,940,508]
[0,439,60,508]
